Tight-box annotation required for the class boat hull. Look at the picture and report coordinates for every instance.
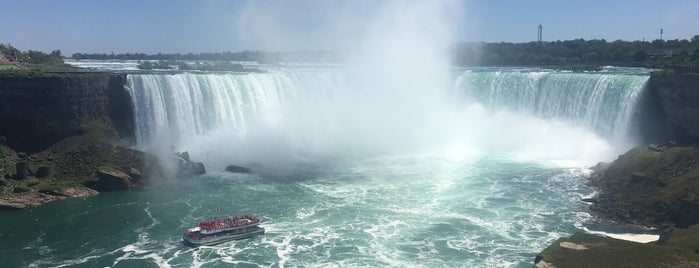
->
[182,227,265,247]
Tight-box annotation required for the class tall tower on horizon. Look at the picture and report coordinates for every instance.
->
[660,28,664,40]
[538,24,543,44]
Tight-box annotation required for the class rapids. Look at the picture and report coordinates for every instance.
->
[1,63,655,267]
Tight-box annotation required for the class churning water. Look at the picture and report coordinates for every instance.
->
[2,63,652,267]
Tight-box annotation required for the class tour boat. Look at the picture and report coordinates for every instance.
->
[182,215,265,246]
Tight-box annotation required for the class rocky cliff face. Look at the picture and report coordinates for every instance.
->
[0,73,134,153]
[588,146,699,228]
[642,73,699,145]
[0,72,205,210]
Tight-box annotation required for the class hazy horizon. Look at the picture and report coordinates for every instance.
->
[1,0,698,56]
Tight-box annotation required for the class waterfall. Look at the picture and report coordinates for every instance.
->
[126,67,649,166]
[454,70,649,143]
[126,68,347,147]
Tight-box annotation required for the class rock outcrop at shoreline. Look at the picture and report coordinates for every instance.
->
[533,146,699,267]
[588,146,699,228]
[0,135,206,210]
[0,72,204,210]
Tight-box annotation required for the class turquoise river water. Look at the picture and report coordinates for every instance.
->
[1,63,655,267]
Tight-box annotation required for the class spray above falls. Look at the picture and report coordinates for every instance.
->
[126,66,649,169]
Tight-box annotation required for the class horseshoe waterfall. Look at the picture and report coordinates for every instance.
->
[8,66,652,267]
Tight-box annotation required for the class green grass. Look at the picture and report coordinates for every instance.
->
[0,65,21,70]
[0,146,17,178]
[536,232,699,268]
[651,69,676,78]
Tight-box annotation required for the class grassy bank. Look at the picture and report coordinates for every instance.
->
[535,229,699,268]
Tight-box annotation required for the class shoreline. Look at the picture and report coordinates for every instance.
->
[534,144,699,267]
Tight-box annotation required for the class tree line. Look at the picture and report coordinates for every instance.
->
[450,35,699,70]
[71,50,342,64]
[5,35,699,72]
[0,44,65,66]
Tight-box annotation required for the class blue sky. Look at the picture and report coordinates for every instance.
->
[0,0,697,56]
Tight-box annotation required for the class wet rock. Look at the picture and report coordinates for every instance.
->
[175,152,205,176]
[176,151,190,162]
[0,199,31,210]
[191,162,206,175]
[225,165,252,173]
[86,168,135,191]
[128,167,142,181]
[582,198,597,204]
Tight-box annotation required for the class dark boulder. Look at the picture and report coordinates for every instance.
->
[175,155,206,177]
[86,168,135,191]
[225,165,252,173]
[176,151,190,162]
[13,161,29,180]
[128,167,142,181]
[191,162,206,175]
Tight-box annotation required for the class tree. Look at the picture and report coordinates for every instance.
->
[633,51,647,62]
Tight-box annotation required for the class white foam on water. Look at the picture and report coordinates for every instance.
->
[28,249,104,268]
[581,227,660,243]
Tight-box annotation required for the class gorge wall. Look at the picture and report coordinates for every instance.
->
[641,72,699,145]
[0,73,134,153]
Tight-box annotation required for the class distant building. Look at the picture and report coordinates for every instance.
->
[538,24,543,43]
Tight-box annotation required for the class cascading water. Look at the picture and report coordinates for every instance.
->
[3,63,656,268]
[454,69,649,144]
[126,67,649,168]
[127,68,348,148]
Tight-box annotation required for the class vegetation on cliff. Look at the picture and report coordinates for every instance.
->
[0,114,205,210]
[0,72,204,209]
[0,44,64,65]
[0,121,144,209]
[534,231,699,268]
[0,43,80,72]
[588,146,699,228]
[534,145,699,267]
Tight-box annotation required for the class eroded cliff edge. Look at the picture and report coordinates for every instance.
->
[0,72,202,209]
[0,73,134,153]
[640,72,699,145]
